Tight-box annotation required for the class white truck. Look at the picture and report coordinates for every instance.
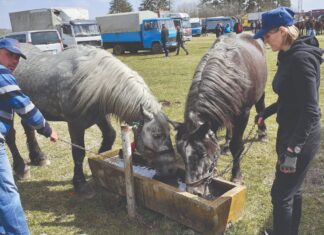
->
[9,8,102,48]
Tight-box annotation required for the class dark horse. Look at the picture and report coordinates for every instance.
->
[174,33,267,196]
[7,44,177,198]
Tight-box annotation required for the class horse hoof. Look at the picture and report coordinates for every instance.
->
[74,181,96,200]
[15,165,31,180]
[30,158,51,166]
[231,175,244,185]
[257,130,268,142]
[258,135,268,142]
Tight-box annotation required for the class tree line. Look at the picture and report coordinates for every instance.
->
[109,0,291,16]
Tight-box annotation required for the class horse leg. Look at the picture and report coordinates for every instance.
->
[22,120,49,166]
[5,126,30,179]
[221,128,232,155]
[229,110,250,183]
[68,122,95,199]
[96,117,116,153]
[255,92,268,142]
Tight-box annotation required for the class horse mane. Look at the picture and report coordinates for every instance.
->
[67,46,161,123]
[18,44,161,123]
[185,33,258,132]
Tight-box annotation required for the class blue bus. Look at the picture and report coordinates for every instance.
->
[205,16,235,33]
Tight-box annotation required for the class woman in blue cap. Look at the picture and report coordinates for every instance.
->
[0,38,58,234]
[254,7,323,235]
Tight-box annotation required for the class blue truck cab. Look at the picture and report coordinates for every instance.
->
[190,18,202,36]
[98,15,177,55]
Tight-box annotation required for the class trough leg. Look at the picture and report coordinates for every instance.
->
[229,110,250,183]
[5,126,30,179]
[255,93,268,142]
[22,120,49,166]
[96,117,116,153]
[68,122,95,199]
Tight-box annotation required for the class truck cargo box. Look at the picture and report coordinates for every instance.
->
[97,11,158,34]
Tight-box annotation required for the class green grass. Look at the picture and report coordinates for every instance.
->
[10,34,324,235]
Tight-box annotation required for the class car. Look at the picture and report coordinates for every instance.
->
[4,30,64,54]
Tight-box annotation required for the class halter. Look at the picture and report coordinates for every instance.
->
[185,157,217,197]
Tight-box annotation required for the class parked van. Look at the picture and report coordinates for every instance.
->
[4,29,63,54]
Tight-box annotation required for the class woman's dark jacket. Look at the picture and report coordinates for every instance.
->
[263,36,323,151]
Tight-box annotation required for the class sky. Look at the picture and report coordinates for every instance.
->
[0,0,323,29]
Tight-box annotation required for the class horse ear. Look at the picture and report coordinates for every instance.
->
[188,111,205,134]
[140,104,153,121]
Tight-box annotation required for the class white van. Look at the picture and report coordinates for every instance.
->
[4,30,63,54]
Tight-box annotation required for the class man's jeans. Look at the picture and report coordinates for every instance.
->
[0,142,29,235]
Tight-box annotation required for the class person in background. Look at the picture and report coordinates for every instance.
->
[306,17,316,36]
[224,23,231,34]
[251,21,256,33]
[176,25,189,56]
[233,19,243,34]
[254,7,323,235]
[0,38,58,235]
[215,23,223,38]
[161,24,169,57]
[202,24,208,36]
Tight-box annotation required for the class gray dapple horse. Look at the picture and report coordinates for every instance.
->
[7,45,177,198]
[174,34,267,196]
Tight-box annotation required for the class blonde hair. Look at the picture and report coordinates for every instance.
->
[282,25,299,46]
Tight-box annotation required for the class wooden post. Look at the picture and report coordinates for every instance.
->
[121,124,136,219]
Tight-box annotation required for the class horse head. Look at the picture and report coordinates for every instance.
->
[133,106,178,177]
[172,115,220,197]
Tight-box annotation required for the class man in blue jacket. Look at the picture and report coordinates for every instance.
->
[0,38,58,235]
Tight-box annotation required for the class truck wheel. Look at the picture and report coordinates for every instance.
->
[130,50,138,54]
[151,42,162,54]
[113,44,125,55]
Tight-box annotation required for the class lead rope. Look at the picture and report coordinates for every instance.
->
[215,124,259,178]
[57,138,106,157]
[57,122,140,157]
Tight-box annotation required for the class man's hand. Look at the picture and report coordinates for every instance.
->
[280,149,297,173]
[50,131,58,142]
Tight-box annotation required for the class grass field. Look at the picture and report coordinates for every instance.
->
[11,34,324,235]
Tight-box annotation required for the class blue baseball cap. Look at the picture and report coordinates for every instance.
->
[253,7,295,39]
[0,38,26,59]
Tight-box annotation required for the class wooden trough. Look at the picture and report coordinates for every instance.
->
[88,150,246,235]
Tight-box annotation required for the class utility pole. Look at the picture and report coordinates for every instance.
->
[298,0,303,13]
[297,0,303,21]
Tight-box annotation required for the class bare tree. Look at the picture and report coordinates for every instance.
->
[176,2,199,17]
[139,0,173,11]
[109,0,133,14]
